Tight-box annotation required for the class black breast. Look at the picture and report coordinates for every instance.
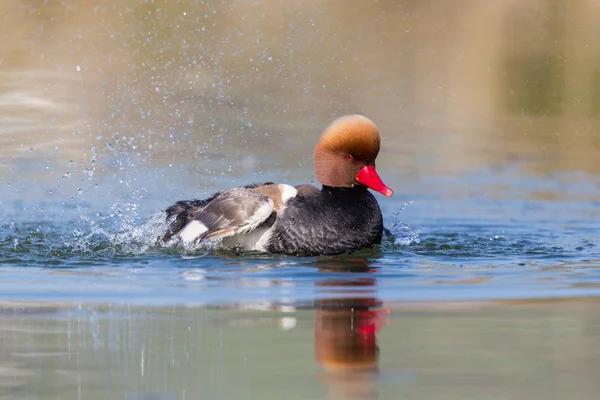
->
[266,185,384,256]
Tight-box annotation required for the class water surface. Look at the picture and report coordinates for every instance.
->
[0,0,599,398]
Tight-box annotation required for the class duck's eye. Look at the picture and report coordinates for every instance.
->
[345,154,353,161]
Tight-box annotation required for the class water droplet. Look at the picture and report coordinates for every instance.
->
[279,317,297,331]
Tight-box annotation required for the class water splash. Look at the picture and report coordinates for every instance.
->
[69,200,223,257]
[54,200,169,257]
[383,201,421,248]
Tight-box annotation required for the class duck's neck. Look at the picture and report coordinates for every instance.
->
[321,185,368,197]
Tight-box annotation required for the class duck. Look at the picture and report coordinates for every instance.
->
[162,114,393,256]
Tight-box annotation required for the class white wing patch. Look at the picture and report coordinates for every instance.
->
[177,220,208,244]
[279,184,298,204]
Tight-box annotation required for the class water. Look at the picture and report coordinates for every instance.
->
[1,0,600,398]
[2,165,597,305]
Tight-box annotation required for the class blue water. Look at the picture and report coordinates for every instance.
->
[1,160,598,307]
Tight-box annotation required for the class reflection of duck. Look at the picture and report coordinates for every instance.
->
[313,262,389,399]
[162,115,393,256]
[315,296,386,373]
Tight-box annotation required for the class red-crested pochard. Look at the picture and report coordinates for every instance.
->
[162,115,393,256]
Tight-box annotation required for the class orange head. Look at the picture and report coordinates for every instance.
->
[313,115,393,197]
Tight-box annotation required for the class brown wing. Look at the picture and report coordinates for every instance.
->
[177,187,274,244]
[161,182,273,242]
[253,183,299,211]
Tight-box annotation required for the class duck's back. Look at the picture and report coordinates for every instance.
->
[266,185,383,256]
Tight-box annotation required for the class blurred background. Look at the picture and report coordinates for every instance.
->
[1,0,599,208]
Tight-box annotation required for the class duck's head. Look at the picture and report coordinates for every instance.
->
[314,115,393,197]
